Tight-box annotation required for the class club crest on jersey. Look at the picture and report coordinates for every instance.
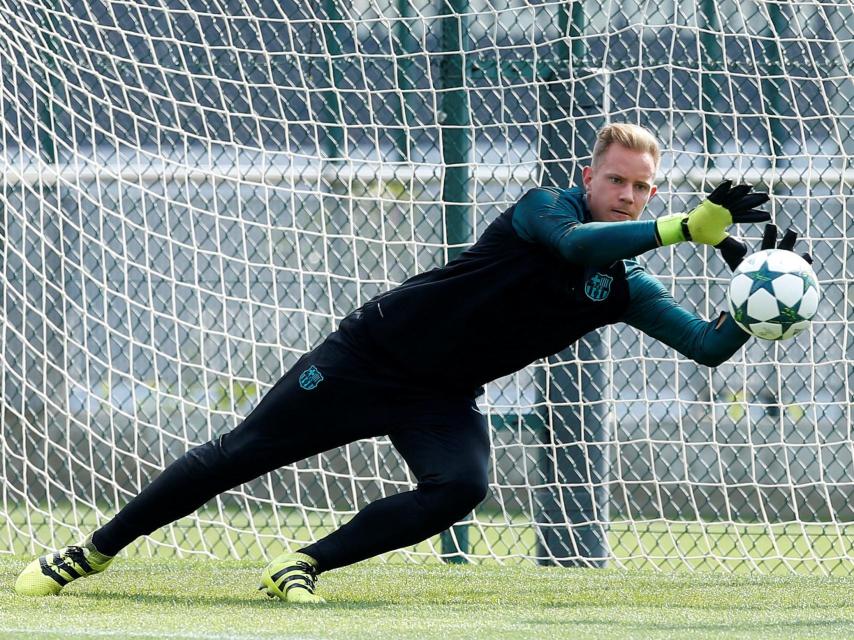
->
[584,273,613,301]
[299,365,324,390]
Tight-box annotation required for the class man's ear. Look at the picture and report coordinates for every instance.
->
[648,184,658,201]
[581,165,592,190]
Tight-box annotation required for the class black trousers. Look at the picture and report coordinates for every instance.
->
[92,337,490,571]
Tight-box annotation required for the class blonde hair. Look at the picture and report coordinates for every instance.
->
[591,123,661,169]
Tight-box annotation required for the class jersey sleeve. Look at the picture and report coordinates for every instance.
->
[620,262,749,367]
[511,187,660,267]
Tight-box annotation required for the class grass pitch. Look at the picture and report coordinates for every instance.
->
[2,556,853,640]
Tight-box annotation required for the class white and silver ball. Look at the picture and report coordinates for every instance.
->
[727,249,820,341]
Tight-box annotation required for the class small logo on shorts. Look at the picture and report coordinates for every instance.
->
[299,365,324,390]
[584,273,613,301]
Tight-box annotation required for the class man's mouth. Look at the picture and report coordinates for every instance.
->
[611,209,631,218]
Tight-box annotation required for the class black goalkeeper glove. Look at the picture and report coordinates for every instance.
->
[718,223,814,271]
[655,180,771,248]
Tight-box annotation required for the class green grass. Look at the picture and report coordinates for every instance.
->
[2,556,853,640]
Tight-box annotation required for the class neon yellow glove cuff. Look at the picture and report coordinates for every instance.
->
[655,214,687,246]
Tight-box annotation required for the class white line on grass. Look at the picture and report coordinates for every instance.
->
[0,629,324,640]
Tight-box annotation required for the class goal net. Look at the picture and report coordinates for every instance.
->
[2,0,851,574]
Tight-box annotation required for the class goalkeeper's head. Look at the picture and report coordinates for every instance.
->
[582,123,660,223]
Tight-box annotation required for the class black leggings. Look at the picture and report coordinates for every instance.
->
[92,338,490,571]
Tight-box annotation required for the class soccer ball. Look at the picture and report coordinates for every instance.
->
[727,249,820,341]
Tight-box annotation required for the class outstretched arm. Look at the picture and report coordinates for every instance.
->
[512,183,769,269]
[512,187,659,267]
[620,264,749,367]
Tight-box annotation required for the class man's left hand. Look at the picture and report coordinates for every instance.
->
[718,223,814,271]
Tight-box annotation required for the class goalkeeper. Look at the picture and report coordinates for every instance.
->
[15,123,805,603]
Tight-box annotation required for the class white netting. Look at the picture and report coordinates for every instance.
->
[1,0,852,573]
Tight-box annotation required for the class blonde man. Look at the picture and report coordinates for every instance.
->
[17,123,801,603]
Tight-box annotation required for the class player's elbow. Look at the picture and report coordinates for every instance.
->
[693,350,730,368]
[690,325,740,367]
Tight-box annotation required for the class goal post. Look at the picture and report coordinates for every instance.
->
[1,0,852,574]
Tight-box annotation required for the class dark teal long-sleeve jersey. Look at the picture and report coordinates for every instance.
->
[510,186,749,363]
[335,185,749,395]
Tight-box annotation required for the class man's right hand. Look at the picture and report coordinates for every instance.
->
[655,180,771,248]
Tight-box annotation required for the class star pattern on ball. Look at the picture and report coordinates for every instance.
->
[745,261,787,296]
[798,272,817,291]
[772,300,803,334]
[744,261,802,334]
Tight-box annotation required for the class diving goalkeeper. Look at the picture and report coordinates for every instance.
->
[15,123,805,603]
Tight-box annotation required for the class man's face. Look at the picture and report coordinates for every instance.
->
[582,144,658,223]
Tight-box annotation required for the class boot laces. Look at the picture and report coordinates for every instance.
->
[294,561,318,590]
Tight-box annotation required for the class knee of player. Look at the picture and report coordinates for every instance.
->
[465,476,490,507]
[438,473,489,510]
